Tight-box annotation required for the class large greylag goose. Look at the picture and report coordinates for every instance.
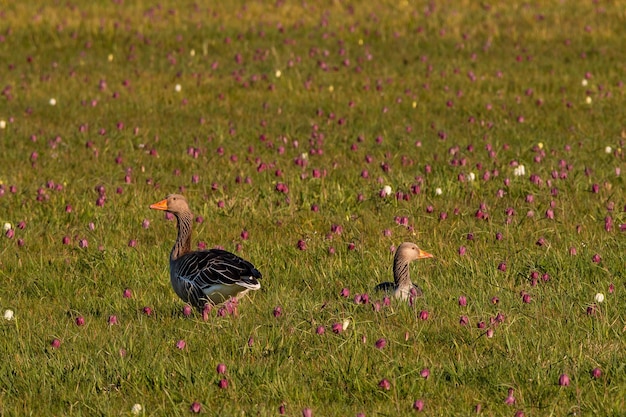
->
[150,194,262,309]
[375,242,433,300]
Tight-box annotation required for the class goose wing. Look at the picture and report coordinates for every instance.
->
[175,249,262,292]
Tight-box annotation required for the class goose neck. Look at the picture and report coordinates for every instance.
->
[171,210,193,260]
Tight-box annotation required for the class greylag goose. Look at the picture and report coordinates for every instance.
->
[375,242,433,300]
[150,194,262,309]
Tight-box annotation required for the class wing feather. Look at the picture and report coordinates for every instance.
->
[174,249,262,294]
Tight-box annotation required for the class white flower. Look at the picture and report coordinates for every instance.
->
[586,96,592,104]
[49,98,57,106]
[174,84,181,92]
[328,85,334,93]
[107,54,114,62]
[3,222,11,232]
[131,404,143,415]
[581,79,588,87]
[0,120,6,129]
[381,185,392,196]
[275,69,282,78]
[605,146,612,154]
[513,165,526,177]
[342,319,350,331]
[435,187,442,196]
[3,309,14,320]
[594,293,605,303]
[189,49,195,57]
[468,172,476,181]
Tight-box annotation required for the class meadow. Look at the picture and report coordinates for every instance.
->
[1,1,625,415]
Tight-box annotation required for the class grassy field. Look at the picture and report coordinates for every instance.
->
[1,1,625,415]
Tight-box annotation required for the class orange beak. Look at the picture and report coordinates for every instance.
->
[418,249,434,259]
[149,199,168,211]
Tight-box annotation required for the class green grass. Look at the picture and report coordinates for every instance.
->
[1,1,625,415]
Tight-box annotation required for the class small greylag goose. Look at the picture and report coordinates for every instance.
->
[150,194,262,309]
[375,242,433,300]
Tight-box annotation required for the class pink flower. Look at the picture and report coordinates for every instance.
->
[458,295,467,306]
[413,399,425,411]
[108,315,118,325]
[419,310,429,320]
[420,368,430,379]
[273,306,283,318]
[217,378,228,389]
[375,338,387,349]
[123,288,132,298]
[75,316,85,326]
[340,287,350,298]
[190,402,202,413]
[378,378,391,390]
[176,340,186,350]
[50,338,61,349]
[592,254,601,263]
[504,388,515,405]
[591,367,602,379]
[275,182,289,193]
[558,373,570,386]
[216,363,227,374]
[331,323,343,334]
[142,306,152,316]
[316,326,325,335]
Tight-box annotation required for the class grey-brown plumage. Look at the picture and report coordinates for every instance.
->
[375,242,433,300]
[150,194,262,309]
